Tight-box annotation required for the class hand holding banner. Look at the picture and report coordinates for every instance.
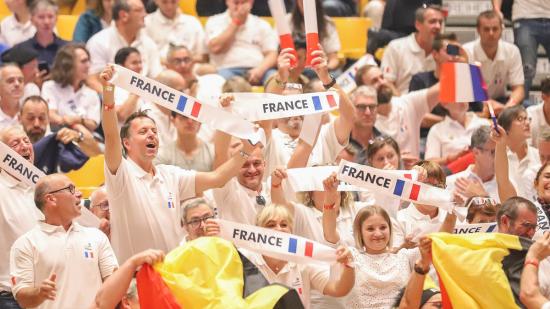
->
[268,0,297,67]
[303,0,319,66]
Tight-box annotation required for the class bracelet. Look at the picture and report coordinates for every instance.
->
[103,85,114,92]
[323,202,336,210]
[525,258,539,268]
[271,182,281,188]
[232,18,243,26]
[414,263,430,275]
[239,150,250,159]
[103,104,114,111]
[274,77,287,88]
[322,74,336,90]
[77,131,84,142]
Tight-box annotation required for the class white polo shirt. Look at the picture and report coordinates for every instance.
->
[463,39,524,100]
[380,33,436,94]
[10,222,117,309]
[446,164,500,202]
[392,203,447,247]
[0,171,43,292]
[0,107,19,129]
[104,158,196,262]
[512,0,550,20]
[86,26,162,77]
[212,178,270,225]
[0,15,36,47]
[41,80,101,125]
[144,10,206,57]
[239,248,329,309]
[425,113,489,159]
[507,146,541,199]
[205,11,278,69]
[527,103,550,147]
[375,89,429,158]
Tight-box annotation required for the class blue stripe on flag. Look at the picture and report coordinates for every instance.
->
[312,96,322,111]
[84,252,88,258]
[177,96,187,112]
[487,224,496,232]
[347,71,354,79]
[393,179,405,197]
[469,65,488,101]
[288,237,297,253]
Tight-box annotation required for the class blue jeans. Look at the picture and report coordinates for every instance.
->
[217,67,277,86]
[0,292,22,309]
[513,18,550,104]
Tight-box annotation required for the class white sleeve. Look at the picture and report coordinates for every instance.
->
[97,230,119,280]
[380,42,399,82]
[204,17,223,44]
[175,166,197,201]
[405,89,430,129]
[83,90,101,125]
[41,82,58,110]
[191,18,207,56]
[104,158,130,201]
[259,20,278,52]
[10,236,34,297]
[509,45,525,86]
[305,263,330,294]
[425,124,442,159]
[309,121,346,166]
[86,36,109,75]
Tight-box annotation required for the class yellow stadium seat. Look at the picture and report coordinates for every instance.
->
[71,0,87,15]
[56,14,79,41]
[333,17,371,59]
[66,154,105,198]
[180,0,198,16]
[0,2,10,16]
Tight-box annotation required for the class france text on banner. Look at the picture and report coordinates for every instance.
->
[336,54,377,94]
[285,165,417,192]
[0,141,100,228]
[453,222,497,234]
[108,64,265,146]
[218,219,337,265]
[227,92,339,121]
[303,0,319,66]
[337,160,454,211]
[534,201,550,232]
[268,0,296,67]
[0,141,44,186]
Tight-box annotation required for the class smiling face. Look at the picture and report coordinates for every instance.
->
[3,128,34,163]
[536,164,550,202]
[361,214,391,254]
[236,148,265,191]
[123,116,159,162]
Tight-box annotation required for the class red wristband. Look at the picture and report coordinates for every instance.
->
[525,259,539,268]
[323,203,336,210]
[232,18,243,26]
[271,182,281,188]
[104,104,114,111]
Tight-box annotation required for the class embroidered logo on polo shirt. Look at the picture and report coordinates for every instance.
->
[167,192,174,209]
[11,276,17,286]
[84,242,94,259]
[291,275,303,295]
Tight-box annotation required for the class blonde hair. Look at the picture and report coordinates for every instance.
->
[353,205,392,250]
[256,204,294,232]
[297,190,354,211]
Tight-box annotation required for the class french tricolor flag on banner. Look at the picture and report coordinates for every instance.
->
[288,237,314,257]
[311,94,337,111]
[393,179,421,201]
[176,96,202,118]
[439,62,489,103]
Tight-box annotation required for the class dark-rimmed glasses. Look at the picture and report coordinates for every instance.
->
[47,184,76,195]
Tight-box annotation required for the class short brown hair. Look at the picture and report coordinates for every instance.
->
[476,10,503,28]
[353,205,392,249]
[50,44,89,87]
[367,136,401,166]
[415,160,446,187]
[120,110,157,155]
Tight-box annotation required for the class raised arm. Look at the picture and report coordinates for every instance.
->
[115,94,140,123]
[270,167,294,212]
[520,232,550,309]
[99,66,123,174]
[265,48,296,95]
[491,125,518,201]
[322,246,355,297]
[426,83,441,111]
[399,237,433,309]
[322,173,340,244]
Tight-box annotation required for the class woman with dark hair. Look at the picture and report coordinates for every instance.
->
[73,0,114,43]
[41,43,100,132]
[289,0,341,72]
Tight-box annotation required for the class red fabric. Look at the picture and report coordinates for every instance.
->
[447,151,475,174]
[437,272,453,309]
[136,264,181,309]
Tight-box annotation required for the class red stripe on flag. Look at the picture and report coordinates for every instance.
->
[191,101,201,118]
[409,184,420,200]
[305,241,313,257]
[136,264,181,309]
[437,272,454,309]
[326,94,336,107]
[403,173,412,179]
[439,62,456,103]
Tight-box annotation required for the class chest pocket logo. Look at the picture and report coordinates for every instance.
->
[83,242,94,259]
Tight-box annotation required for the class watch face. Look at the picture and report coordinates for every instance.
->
[256,195,266,206]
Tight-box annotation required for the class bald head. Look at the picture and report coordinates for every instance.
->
[35,174,66,210]
[155,69,187,92]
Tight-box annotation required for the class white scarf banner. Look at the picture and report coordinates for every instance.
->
[286,165,418,192]
[108,64,265,146]
[336,54,377,94]
[534,200,550,232]
[337,160,454,211]
[224,92,339,121]
[298,113,323,146]
[453,222,497,234]
[218,219,337,265]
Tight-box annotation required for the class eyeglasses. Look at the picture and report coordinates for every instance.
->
[355,104,377,113]
[92,201,109,211]
[47,184,76,195]
[256,195,266,206]
[466,197,497,208]
[515,115,531,123]
[170,57,192,65]
[186,215,215,228]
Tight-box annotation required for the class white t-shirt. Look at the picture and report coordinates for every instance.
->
[0,15,36,47]
[0,171,44,292]
[86,26,162,77]
[381,33,436,94]
[41,80,101,125]
[527,103,550,147]
[286,14,341,54]
[393,203,447,247]
[512,0,550,20]
[463,39,524,100]
[507,146,541,199]
[425,113,489,159]
[375,89,430,158]
[446,164,500,202]
[0,107,19,129]
[239,248,330,309]
[104,158,196,262]
[144,10,206,57]
[212,178,270,225]
[10,222,118,309]
[205,11,278,69]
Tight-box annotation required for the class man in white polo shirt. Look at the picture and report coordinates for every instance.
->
[0,126,44,309]
[144,0,206,61]
[0,0,35,47]
[205,0,278,85]
[86,0,162,92]
[10,173,118,309]
[463,10,524,112]
[99,65,259,262]
[0,64,25,129]
[380,5,443,95]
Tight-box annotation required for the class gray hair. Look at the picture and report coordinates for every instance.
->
[89,187,106,204]
[470,126,491,149]
[0,125,26,144]
[181,198,215,223]
[350,85,377,103]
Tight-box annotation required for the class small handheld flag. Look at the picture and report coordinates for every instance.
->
[268,0,297,67]
[303,0,319,66]
[439,62,488,103]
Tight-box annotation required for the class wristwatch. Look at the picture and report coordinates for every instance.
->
[414,262,430,275]
[323,74,336,90]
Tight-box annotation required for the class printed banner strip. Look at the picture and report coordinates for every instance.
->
[0,141,45,186]
[336,54,377,94]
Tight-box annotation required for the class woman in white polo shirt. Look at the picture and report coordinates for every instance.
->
[41,43,100,132]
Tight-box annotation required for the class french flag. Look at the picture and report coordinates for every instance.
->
[268,0,296,67]
[176,96,202,118]
[393,179,421,201]
[303,0,319,66]
[311,94,337,111]
[84,251,94,259]
[439,62,488,103]
[288,237,314,257]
